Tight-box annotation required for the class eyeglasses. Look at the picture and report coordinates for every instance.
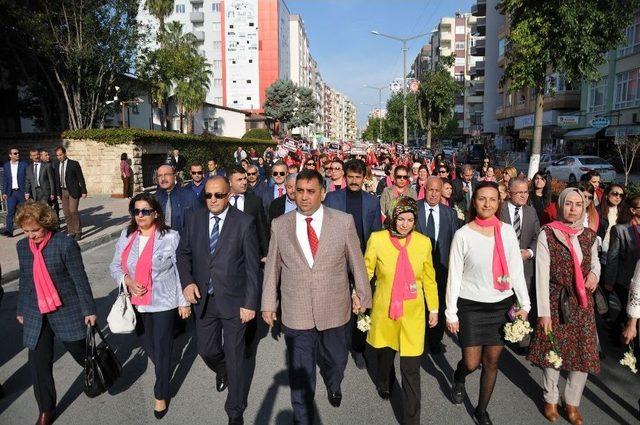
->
[191,171,204,175]
[132,208,155,217]
[204,192,229,200]
[610,191,624,197]
[247,172,257,176]
[306,162,315,166]
[273,171,286,177]
[438,170,447,174]
[396,175,410,180]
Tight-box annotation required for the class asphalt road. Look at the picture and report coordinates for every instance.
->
[0,240,638,425]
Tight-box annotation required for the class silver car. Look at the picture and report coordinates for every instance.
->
[545,155,616,183]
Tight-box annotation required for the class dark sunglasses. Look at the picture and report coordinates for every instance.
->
[191,171,204,175]
[273,171,286,177]
[132,208,155,217]
[438,169,447,173]
[204,192,229,200]
[306,162,315,166]
[10,151,19,155]
[610,191,624,197]
[396,175,410,180]
[247,172,257,176]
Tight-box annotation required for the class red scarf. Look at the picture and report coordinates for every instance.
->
[388,233,417,320]
[473,216,510,291]
[121,228,156,306]
[547,221,588,308]
[29,231,62,313]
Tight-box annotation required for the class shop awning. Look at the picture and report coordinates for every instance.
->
[563,127,602,140]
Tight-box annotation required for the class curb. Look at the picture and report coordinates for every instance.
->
[2,228,123,285]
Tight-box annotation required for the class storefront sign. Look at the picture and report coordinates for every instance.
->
[589,117,610,129]
[558,115,580,128]
[519,128,534,139]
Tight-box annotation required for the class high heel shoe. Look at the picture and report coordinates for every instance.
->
[154,399,169,420]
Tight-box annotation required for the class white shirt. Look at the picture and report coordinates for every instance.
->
[507,202,534,258]
[33,162,41,186]
[230,193,245,211]
[445,223,531,323]
[296,205,324,268]
[209,206,229,236]
[10,162,19,189]
[137,235,150,258]
[58,159,67,188]
[463,181,473,197]
[424,203,441,241]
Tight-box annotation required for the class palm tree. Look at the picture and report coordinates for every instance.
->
[175,55,211,133]
[144,0,174,31]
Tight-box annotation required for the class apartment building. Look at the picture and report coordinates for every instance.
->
[475,0,502,139]
[410,44,432,78]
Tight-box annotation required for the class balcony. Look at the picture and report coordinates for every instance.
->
[470,38,485,56]
[192,31,205,41]
[471,17,486,36]
[471,0,487,17]
[544,90,581,110]
[470,80,484,96]
[469,60,485,77]
[467,95,483,105]
[190,11,204,23]
[190,0,203,3]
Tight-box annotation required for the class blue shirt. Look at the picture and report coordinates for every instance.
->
[285,196,296,213]
[273,184,285,200]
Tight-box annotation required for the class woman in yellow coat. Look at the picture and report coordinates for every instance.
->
[364,196,438,425]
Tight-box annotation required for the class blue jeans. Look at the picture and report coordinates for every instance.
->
[5,189,25,233]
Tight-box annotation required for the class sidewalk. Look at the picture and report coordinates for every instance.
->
[0,195,131,283]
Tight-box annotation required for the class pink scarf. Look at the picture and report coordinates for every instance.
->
[388,233,417,320]
[474,216,510,291]
[120,228,156,306]
[547,221,588,308]
[29,231,62,314]
[385,175,393,188]
[417,182,426,200]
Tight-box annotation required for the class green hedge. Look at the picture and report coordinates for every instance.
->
[242,128,272,140]
[62,128,276,170]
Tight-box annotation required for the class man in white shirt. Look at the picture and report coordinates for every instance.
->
[25,148,55,202]
[2,147,27,237]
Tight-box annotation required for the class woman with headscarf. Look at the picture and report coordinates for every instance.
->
[364,197,439,425]
[527,188,601,425]
[446,181,530,425]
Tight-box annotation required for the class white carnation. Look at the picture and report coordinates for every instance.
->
[620,347,638,374]
[357,313,371,332]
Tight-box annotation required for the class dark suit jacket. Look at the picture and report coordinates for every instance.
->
[260,180,281,215]
[236,192,268,257]
[2,161,27,194]
[605,224,639,288]
[25,162,55,200]
[500,203,540,288]
[16,232,96,350]
[416,202,459,281]
[155,185,197,234]
[323,188,382,249]
[451,178,478,212]
[176,206,260,318]
[168,155,187,172]
[54,159,87,199]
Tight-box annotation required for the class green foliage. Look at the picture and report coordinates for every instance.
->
[384,93,420,141]
[144,0,175,29]
[242,128,272,140]
[263,79,318,133]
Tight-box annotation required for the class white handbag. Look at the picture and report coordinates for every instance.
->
[107,281,137,334]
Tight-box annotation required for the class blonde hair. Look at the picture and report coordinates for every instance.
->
[503,166,517,179]
[15,201,58,231]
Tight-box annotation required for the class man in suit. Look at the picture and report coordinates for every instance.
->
[267,173,297,237]
[245,164,263,196]
[416,176,459,354]
[25,148,55,203]
[3,147,27,237]
[155,164,196,234]
[262,169,372,425]
[323,159,381,368]
[176,177,259,425]
[500,178,540,350]
[53,146,87,240]
[185,162,206,204]
[452,164,477,214]
[167,148,187,180]
[259,161,287,215]
[40,149,60,220]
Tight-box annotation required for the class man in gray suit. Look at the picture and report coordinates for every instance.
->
[262,169,372,425]
[500,178,540,349]
[25,148,55,203]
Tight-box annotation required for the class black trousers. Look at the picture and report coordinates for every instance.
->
[426,270,448,348]
[195,295,246,419]
[28,317,85,413]
[376,347,421,425]
[140,309,176,400]
[283,322,349,425]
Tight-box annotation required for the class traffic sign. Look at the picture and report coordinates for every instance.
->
[589,117,610,129]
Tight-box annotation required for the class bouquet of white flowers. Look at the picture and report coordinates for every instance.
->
[544,330,563,369]
[504,316,533,343]
[620,344,637,374]
[356,312,371,332]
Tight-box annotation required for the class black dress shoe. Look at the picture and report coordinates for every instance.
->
[228,416,244,425]
[154,399,169,420]
[474,408,493,425]
[0,383,5,398]
[36,410,54,425]
[3,231,14,238]
[327,391,342,407]
[376,387,391,400]
[451,379,465,405]
[216,373,228,392]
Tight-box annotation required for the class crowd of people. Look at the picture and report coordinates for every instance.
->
[3,142,640,425]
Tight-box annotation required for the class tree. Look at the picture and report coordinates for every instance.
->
[385,92,419,142]
[362,116,387,142]
[263,79,317,135]
[500,0,640,178]
[290,86,318,129]
[144,0,174,31]
[614,136,640,186]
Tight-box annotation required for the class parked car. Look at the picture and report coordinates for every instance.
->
[539,153,564,174]
[545,155,616,183]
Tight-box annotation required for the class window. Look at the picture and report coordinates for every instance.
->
[212,2,220,12]
[455,25,466,34]
[247,96,252,100]
[455,104,464,113]
[246,79,251,83]
[454,73,465,82]
[614,68,640,109]
[248,59,253,63]
[192,4,201,11]
[230,24,234,29]
[618,13,640,57]
[517,90,525,105]
[455,42,465,50]
[455,57,466,67]
[213,78,222,88]
[506,92,512,107]
[498,38,506,57]
[213,41,221,50]
[211,22,221,32]
[175,4,185,13]
[587,77,607,113]
[458,120,465,128]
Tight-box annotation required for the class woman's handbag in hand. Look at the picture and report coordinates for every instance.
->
[559,285,609,323]
[107,281,136,334]
[84,324,122,398]
[593,286,609,315]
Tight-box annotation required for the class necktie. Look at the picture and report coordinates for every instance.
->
[426,207,436,243]
[164,191,172,226]
[34,164,40,188]
[208,216,220,294]
[232,195,240,208]
[305,217,319,260]
[513,206,522,241]
[60,161,66,189]
[278,187,284,197]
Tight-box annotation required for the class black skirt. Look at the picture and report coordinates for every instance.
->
[457,296,514,347]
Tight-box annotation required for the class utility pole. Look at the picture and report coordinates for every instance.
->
[363,84,386,142]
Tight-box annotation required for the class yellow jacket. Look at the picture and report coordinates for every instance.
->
[364,230,438,357]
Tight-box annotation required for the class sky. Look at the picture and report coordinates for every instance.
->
[286,0,475,129]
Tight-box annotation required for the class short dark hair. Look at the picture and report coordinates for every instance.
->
[30,148,40,154]
[121,153,128,161]
[296,169,325,189]
[127,193,170,237]
[55,146,66,154]
[418,165,429,173]
[8,146,19,153]
[344,159,366,176]
[584,170,600,180]
[190,162,203,169]
[229,165,247,177]
[330,159,344,169]
[394,165,410,177]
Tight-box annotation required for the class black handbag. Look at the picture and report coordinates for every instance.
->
[559,286,572,324]
[84,324,122,398]
[594,286,609,315]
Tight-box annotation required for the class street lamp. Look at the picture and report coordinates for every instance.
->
[371,30,429,146]
[363,84,386,142]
